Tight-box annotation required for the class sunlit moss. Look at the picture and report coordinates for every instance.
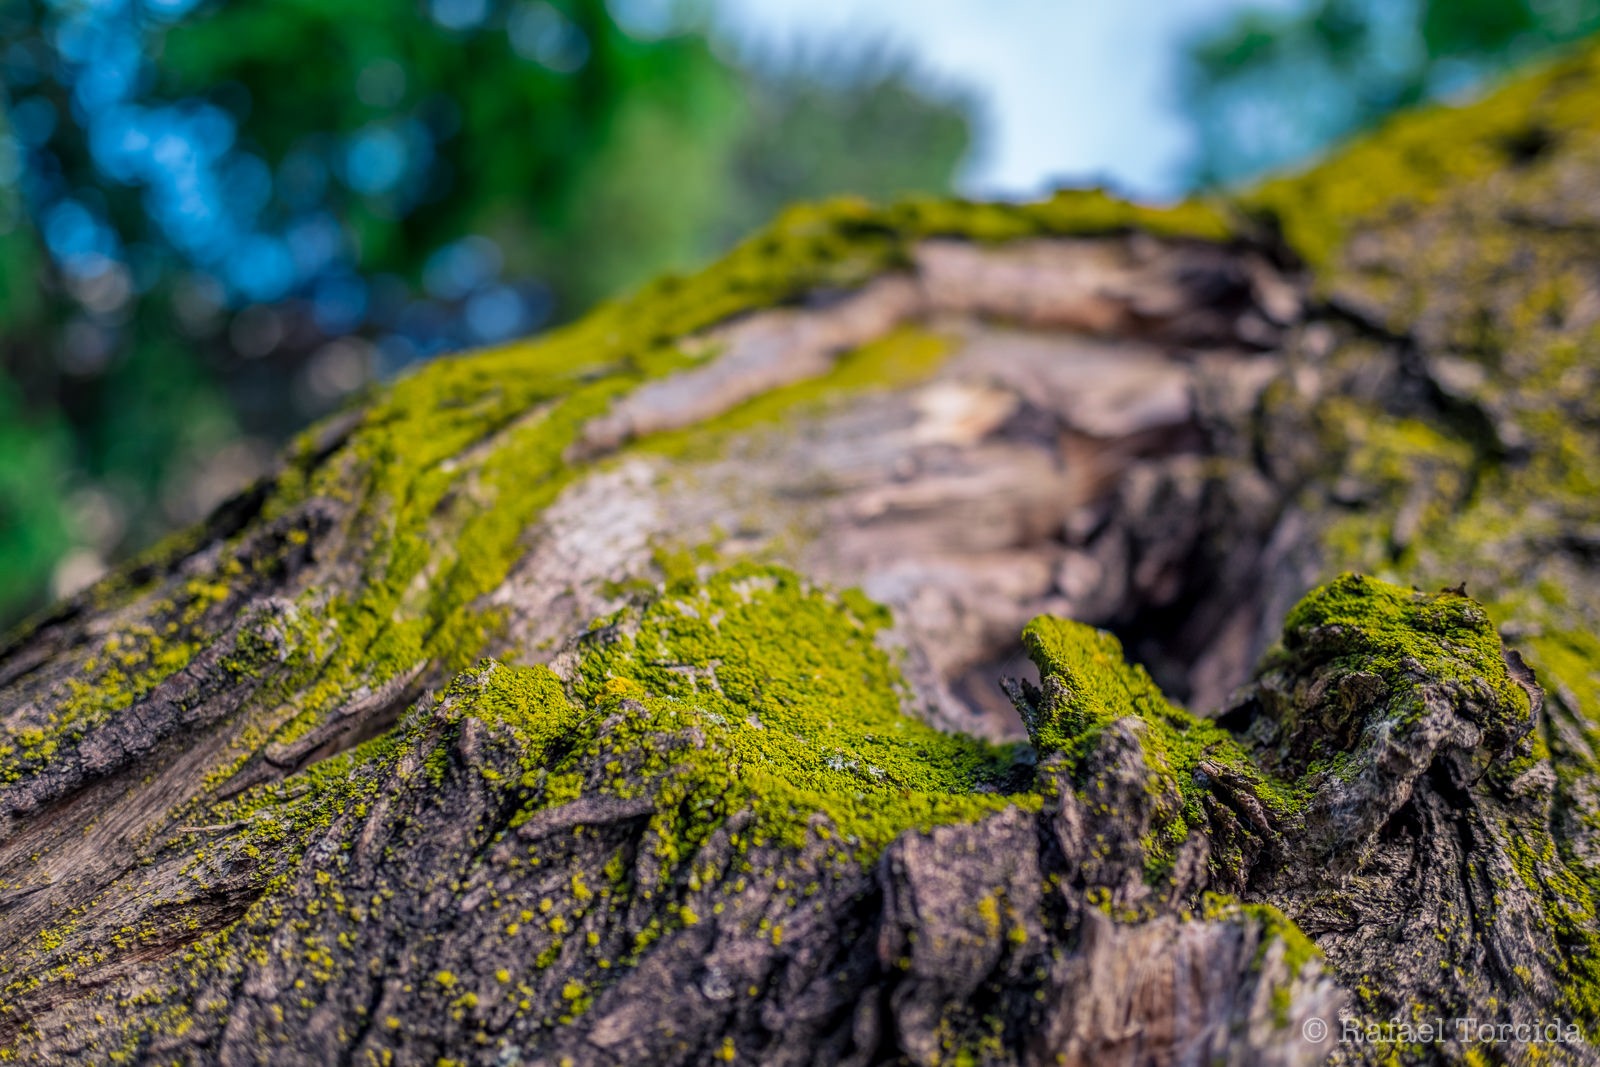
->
[1021,616,1306,818]
[570,563,1031,859]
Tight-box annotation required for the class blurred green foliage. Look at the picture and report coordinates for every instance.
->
[0,0,971,627]
[1181,0,1600,186]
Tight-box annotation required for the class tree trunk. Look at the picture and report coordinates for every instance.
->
[5,44,1600,1067]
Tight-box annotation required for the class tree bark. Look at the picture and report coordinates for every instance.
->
[5,44,1600,1067]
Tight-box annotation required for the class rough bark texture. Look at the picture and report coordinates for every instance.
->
[6,41,1600,1067]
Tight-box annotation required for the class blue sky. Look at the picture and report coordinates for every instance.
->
[712,0,1293,200]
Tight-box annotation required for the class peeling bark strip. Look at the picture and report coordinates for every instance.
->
[6,44,1600,1067]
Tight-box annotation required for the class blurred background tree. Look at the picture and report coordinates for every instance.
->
[0,0,970,626]
[9,0,1600,631]
[1180,0,1600,186]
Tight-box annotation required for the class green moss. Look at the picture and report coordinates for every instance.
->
[16,560,1051,1059]
[1315,400,1477,570]
[1,577,237,784]
[1204,896,1322,975]
[1019,616,1307,843]
[45,73,1600,1047]
[1256,55,1600,1006]
[1284,308,1600,1030]
[186,727,404,876]
[882,187,1235,246]
[0,157,1247,838]
[1280,573,1530,731]
[57,188,1225,801]
[1245,40,1600,274]
[570,562,1030,861]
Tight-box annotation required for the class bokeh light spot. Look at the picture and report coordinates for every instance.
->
[430,0,489,32]
[344,123,409,195]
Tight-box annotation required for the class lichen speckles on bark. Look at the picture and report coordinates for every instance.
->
[7,34,1600,1067]
[2,561,1347,1065]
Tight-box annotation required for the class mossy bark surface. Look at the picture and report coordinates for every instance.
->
[6,42,1600,1067]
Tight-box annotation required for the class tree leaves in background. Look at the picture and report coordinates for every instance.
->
[0,0,971,628]
[1180,0,1600,187]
